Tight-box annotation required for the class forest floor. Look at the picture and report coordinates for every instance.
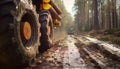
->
[87,30,120,46]
[1,35,120,69]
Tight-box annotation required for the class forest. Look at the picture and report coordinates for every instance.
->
[53,0,120,45]
[74,0,120,32]
[53,0,120,32]
[73,0,120,45]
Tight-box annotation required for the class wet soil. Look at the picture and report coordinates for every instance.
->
[1,35,120,69]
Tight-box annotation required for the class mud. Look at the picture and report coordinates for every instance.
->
[1,35,120,69]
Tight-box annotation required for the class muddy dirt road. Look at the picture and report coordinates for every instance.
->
[1,35,120,69]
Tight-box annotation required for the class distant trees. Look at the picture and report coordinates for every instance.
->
[74,0,120,32]
[52,0,73,33]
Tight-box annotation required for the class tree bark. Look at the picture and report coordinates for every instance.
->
[93,0,100,30]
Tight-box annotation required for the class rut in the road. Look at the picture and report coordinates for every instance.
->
[62,36,86,68]
[75,35,120,69]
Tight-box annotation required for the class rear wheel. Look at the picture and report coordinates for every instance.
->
[39,11,53,53]
[0,0,40,66]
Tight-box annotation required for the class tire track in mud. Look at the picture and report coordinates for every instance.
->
[61,36,86,69]
[75,35,120,69]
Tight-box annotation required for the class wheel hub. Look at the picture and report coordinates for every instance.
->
[23,21,32,40]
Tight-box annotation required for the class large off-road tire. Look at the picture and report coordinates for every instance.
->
[39,11,53,53]
[0,0,40,66]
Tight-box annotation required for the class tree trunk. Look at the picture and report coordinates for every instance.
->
[93,0,100,30]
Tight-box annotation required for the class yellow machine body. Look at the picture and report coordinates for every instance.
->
[43,0,51,10]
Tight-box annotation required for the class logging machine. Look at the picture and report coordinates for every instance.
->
[0,0,62,66]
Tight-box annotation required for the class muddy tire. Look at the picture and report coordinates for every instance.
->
[0,0,40,66]
[39,11,53,53]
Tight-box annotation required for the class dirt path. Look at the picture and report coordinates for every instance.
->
[33,35,88,69]
[1,35,120,69]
